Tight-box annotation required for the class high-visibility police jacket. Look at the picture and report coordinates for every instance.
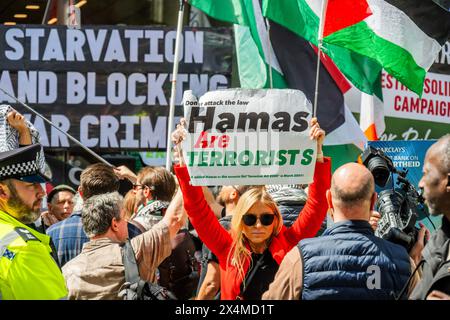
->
[0,210,67,300]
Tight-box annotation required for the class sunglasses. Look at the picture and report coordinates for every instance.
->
[242,213,275,226]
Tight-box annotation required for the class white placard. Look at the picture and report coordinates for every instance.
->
[181,88,317,185]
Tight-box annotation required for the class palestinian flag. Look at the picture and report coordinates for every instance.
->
[189,0,287,89]
[189,0,367,169]
[262,0,383,99]
[267,20,364,141]
[323,0,450,96]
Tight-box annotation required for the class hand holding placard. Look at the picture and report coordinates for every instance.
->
[309,117,325,163]
[171,118,187,167]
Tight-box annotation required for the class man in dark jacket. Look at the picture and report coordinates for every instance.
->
[263,162,414,300]
[410,135,450,300]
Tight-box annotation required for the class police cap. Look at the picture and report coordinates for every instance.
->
[0,144,50,183]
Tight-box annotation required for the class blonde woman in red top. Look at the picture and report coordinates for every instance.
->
[172,118,331,300]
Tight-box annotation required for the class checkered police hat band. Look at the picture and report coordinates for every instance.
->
[0,160,38,179]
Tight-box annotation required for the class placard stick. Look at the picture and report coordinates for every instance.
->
[165,0,185,170]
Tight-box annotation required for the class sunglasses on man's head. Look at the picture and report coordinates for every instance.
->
[132,184,155,191]
[132,183,145,191]
[242,213,275,226]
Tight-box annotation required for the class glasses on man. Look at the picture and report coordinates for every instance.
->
[132,184,155,191]
[132,183,145,191]
[242,213,275,226]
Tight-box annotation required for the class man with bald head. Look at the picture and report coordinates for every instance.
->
[410,135,450,300]
[263,163,412,300]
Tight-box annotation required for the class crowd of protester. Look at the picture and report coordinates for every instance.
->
[0,108,449,300]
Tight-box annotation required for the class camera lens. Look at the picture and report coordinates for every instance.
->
[367,157,391,187]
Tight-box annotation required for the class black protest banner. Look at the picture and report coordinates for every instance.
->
[0,25,232,151]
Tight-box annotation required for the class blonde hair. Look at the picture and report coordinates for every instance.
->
[228,187,282,285]
[123,189,136,220]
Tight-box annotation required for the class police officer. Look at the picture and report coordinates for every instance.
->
[0,144,67,299]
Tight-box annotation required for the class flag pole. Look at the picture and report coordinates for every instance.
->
[0,87,113,167]
[265,18,273,89]
[313,0,329,118]
[166,0,185,171]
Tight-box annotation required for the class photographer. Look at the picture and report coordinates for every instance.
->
[410,135,450,300]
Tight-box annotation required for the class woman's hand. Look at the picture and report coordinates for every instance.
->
[171,118,187,166]
[309,117,325,162]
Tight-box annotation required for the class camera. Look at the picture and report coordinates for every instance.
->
[361,146,422,251]
[361,146,395,187]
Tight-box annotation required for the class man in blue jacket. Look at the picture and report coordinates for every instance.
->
[263,162,414,300]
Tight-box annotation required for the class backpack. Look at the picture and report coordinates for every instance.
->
[118,240,177,300]
[157,229,200,300]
